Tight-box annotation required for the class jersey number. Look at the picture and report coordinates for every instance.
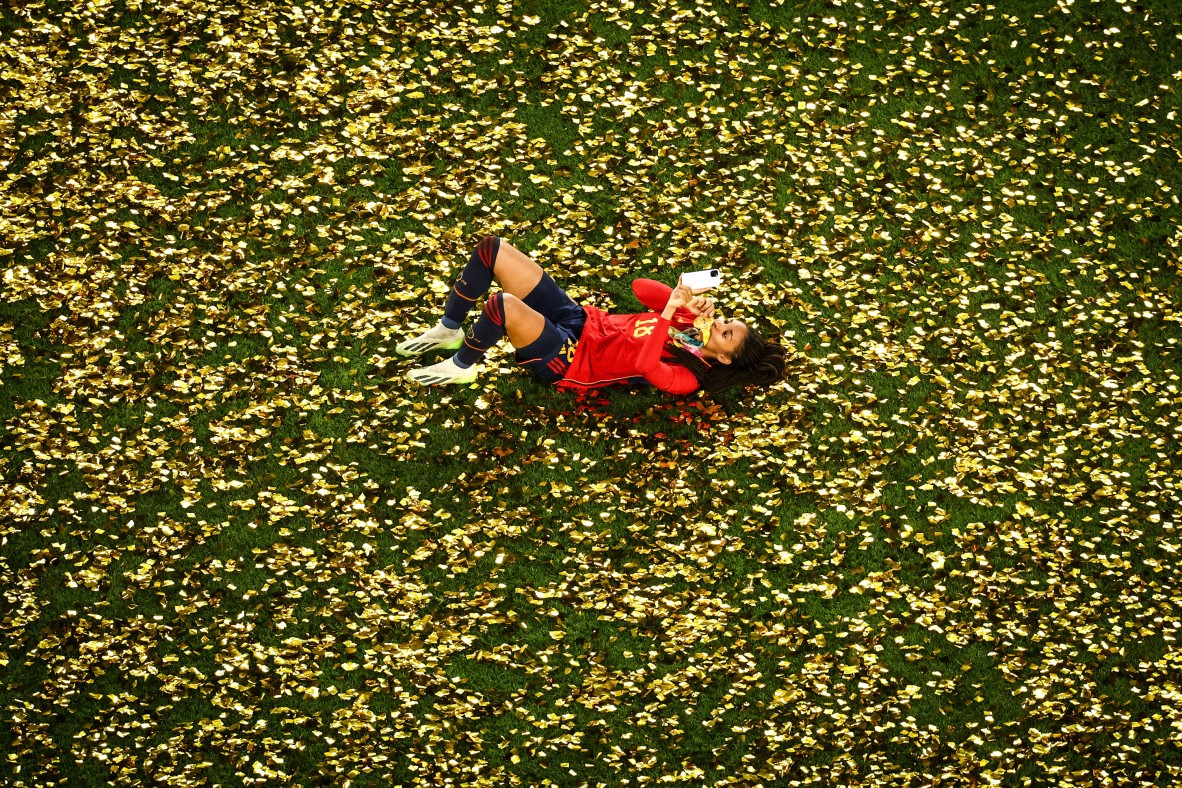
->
[632,318,659,338]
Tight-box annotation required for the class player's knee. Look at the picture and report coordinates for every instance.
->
[499,293,528,320]
[482,292,508,326]
[476,236,500,270]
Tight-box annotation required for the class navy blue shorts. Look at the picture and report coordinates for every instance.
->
[517,272,586,383]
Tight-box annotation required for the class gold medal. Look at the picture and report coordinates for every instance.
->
[694,314,713,347]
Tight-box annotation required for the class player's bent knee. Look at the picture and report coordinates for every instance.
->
[500,295,545,347]
[480,292,506,326]
[475,236,500,270]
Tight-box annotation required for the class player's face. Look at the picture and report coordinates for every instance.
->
[704,318,748,364]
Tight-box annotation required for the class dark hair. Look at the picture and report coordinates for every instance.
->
[667,325,787,395]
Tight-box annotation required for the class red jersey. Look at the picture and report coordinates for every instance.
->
[556,279,701,394]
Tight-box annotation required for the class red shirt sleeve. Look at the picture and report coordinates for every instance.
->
[634,315,701,395]
[632,279,695,327]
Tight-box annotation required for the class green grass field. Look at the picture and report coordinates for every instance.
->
[2,0,1181,785]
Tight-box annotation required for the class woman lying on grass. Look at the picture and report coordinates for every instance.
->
[397,237,787,395]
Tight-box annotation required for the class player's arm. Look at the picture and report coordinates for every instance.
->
[633,279,695,326]
[632,278,672,311]
[632,280,703,394]
[632,318,699,393]
[634,278,714,325]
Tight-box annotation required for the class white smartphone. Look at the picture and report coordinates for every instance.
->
[681,268,722,290]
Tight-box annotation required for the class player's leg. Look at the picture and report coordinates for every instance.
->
[397,238,548,356]
[407,293,549,385]
[491,241,545,301]
[395,237,499,356]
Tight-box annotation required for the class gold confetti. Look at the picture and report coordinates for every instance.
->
[1,0,1179,785]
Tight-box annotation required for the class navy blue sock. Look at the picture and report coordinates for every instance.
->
[454,292,505,368]
[442,237,499,329]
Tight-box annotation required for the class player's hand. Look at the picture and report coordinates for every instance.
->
[664,277,713,319]
[685,296,715,319]
[666,280,695,311]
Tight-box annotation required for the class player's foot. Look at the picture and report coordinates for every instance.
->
[406,356,479,386]
[396,322,464,356]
